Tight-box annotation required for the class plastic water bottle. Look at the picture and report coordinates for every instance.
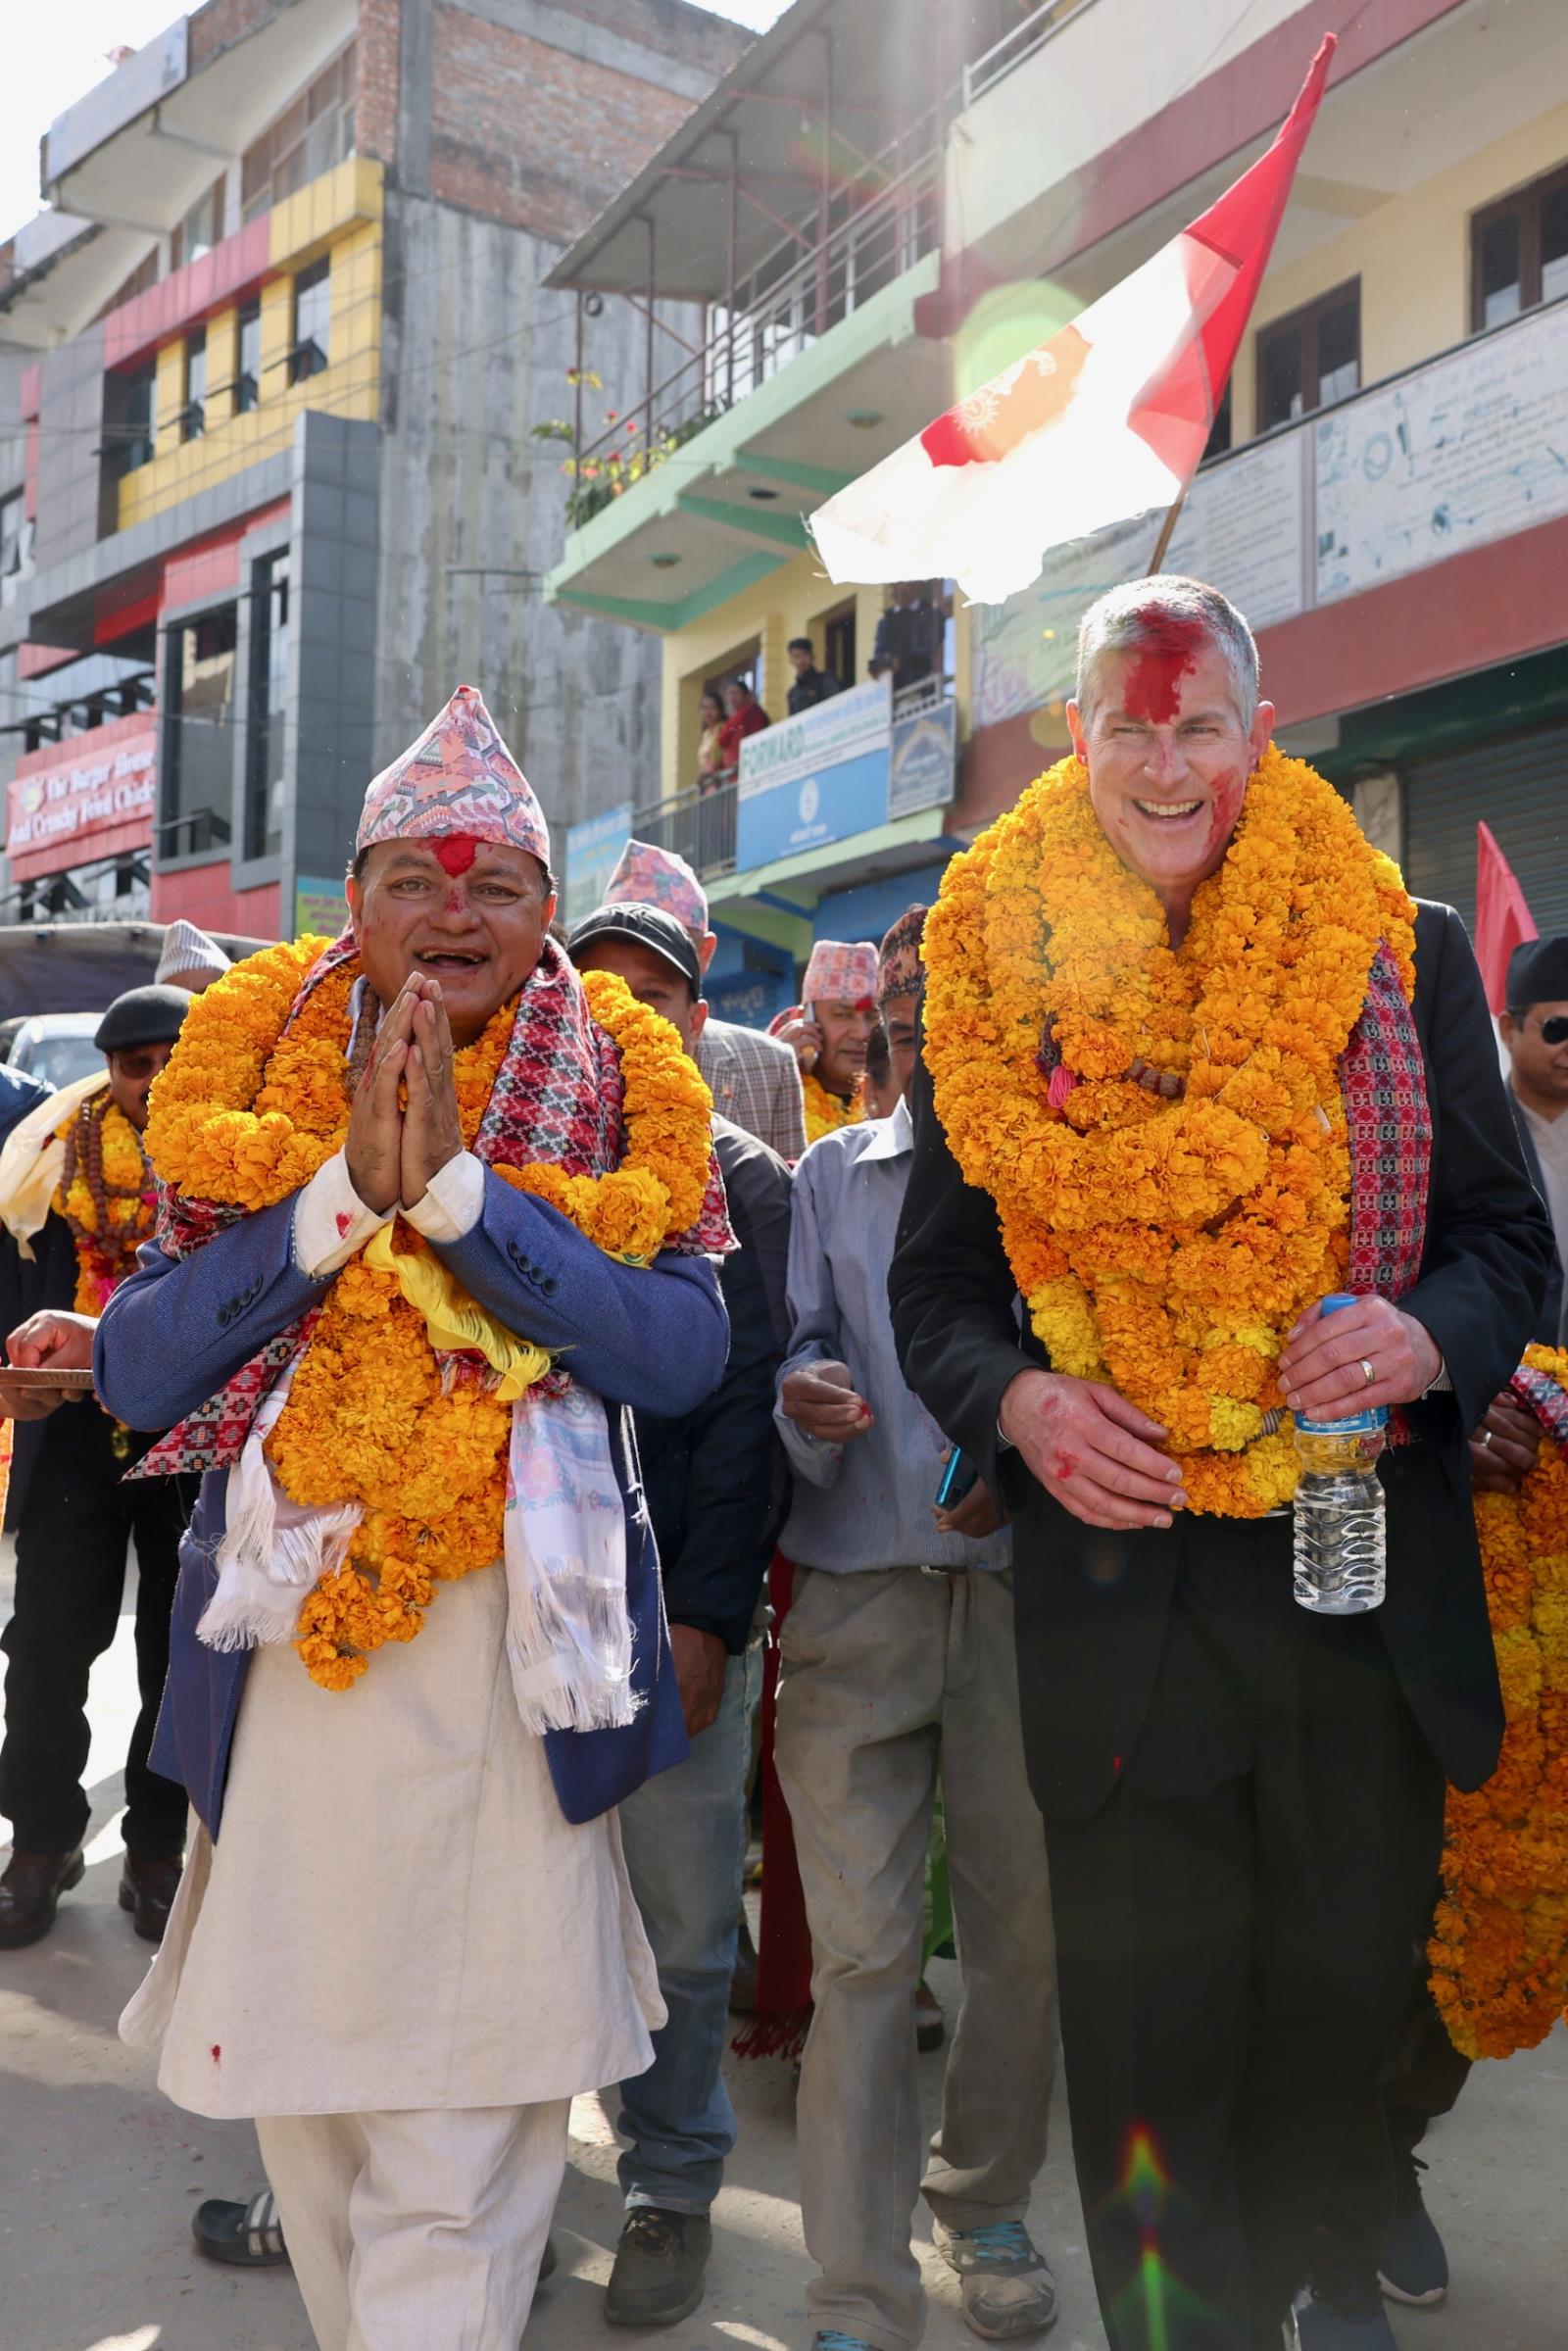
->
[1292,1293,1387,1615]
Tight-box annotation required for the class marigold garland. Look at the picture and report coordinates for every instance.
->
[802,1068,865,1147]
[1428,1344,1568,2060]
[54,1092,157,1312]
[920,748,1417,1516]
[147,937,715,1688]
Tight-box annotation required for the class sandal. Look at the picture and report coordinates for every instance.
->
[192,2187,289,2268]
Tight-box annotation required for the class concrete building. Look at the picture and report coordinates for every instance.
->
[0,0,749,939]
[543,0,1568,1012]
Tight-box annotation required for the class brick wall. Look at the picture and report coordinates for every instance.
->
[188,0,285,73]
[427,5,698,242]
[357,0,402,165]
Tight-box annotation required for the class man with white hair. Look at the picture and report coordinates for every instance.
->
[891,577,1549,2351]
[606,842,806,1161]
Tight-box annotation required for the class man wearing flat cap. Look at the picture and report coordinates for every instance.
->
[0,984,196,1949]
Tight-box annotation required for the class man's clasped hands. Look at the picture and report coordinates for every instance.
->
[347,972,466,1216]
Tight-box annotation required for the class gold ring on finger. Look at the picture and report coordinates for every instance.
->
[1360,1357,1376,1389]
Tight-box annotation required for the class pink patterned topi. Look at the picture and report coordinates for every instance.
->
[606,839,709,936]
[803,940,879,1008]
[356,685,550,867]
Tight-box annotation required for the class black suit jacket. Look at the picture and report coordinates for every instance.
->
[634,1114,793,1652]
[0,1209,88,1530]
[889,901,1553,1819]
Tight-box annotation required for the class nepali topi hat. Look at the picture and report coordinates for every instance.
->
[356,685,550,868]
[803,939,879,1008]
[605,839,709,937]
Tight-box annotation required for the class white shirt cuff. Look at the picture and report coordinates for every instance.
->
[292,1151,393,1278]
[404,1151,485,1244]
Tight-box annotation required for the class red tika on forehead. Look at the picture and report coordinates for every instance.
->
[1122,608,1205,725]
[433,834,479,875]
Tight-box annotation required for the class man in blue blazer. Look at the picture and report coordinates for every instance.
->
[64,689,730,2351]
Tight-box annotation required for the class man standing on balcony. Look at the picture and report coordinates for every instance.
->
[606,840,807,1162]
[870,584,945,695]
[774,906,1059,2351]
[787,639,844,715]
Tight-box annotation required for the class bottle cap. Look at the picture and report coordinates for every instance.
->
[1321,1292,1358,1315]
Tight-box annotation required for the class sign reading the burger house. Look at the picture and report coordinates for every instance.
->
[6,715,159,883]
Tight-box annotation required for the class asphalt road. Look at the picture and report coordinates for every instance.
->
[1,1549,1562,2351]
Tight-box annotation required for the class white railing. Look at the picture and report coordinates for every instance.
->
[962,0,1103,108]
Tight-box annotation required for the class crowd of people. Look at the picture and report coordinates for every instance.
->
[0,577,1563,2351]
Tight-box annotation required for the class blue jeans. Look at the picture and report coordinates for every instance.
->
[616,1643,761,2214]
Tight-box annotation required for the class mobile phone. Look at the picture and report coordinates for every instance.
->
[936,1448,979,1509]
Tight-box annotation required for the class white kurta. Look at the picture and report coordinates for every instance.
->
[122,1560,663,2119]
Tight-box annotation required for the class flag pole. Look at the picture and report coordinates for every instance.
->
[1149,488,1187,575]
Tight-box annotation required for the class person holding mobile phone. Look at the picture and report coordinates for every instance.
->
[773,908,1060,2351]
[771,941,881,1146]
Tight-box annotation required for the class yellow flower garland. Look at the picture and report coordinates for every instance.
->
[802,1068,865,1147]
[1429,1344,1568,2060]
[147,937,716,1687]
[54,1093,157,1312]
[921,748,1416,1517]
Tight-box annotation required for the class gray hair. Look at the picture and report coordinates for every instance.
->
[1073,576,1259,728]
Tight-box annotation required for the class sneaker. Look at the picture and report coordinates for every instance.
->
[605,2208,711,2327]
[933,2220,1058,2339]
[1294,2287,1397,2349]
[1378,2153,1448,2307]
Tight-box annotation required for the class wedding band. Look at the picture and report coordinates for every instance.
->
[1360,1358,1376,1389]
[1479,1428,1494,1450]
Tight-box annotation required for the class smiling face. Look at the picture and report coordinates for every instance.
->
[347,838,556,1046]
[1067,634,1274,921]
[571,935,706,1059]
[814,997,879,1095]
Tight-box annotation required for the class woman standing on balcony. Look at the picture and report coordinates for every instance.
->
[716,678,770,778]
[696,691,726,793]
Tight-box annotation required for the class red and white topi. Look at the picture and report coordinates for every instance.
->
[810,37,1336,606]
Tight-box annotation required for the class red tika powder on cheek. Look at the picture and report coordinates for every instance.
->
[1121,609,1205,725]
[433,834,479,876]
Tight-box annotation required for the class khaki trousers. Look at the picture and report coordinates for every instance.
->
[256,2099,568,2351]
[776,1564,1058,2351]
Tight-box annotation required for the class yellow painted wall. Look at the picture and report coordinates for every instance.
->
[1232,99,1568,442]
[658,553,894,804]
[117,159,384,532]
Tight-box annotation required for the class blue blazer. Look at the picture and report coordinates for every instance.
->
[94,1173,729,1834]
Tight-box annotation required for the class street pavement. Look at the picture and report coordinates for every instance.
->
[1,1548,1563,2351]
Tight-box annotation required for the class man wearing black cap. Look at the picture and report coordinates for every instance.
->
[0,985,196,1949]
[568,900,792,2327]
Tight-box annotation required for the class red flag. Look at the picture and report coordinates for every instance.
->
[1475,822,1538,1014]
[812,38,1337,605]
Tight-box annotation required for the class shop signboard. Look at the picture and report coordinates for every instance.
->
[564,799,635,925]
[736,677,893,869]
[6,716,158,884]
[889,699,958,819]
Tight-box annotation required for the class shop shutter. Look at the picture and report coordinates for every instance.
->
[1401,721,1568,936]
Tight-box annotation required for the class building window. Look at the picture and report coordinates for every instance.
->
[109,362,158,475]
[1255,280,1360,431]
[181,332,207,440]
[241,43,357,223]
[0,490,24,578]
[162,605,237,857]
[823,604,857,690]
[171,179,223,272]
[1471,163,1568,330]
[290,258,331,383]
[245,554,289,860]
[236,299,262,413]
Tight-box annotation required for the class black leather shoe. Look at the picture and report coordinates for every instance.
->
[0,1847,85,1948]
[120,1852,183,1943]
[605,2209,711,2327]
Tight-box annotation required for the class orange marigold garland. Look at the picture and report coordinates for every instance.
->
[54,1091,158,1312]
[802,1068,865,1148]
[146,939,715,1688]
[920,747,1417,1517]
[1429,1344,1568,2060]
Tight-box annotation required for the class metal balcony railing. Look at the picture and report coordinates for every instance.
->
[570,134,943,509]
[962,0,1103,108]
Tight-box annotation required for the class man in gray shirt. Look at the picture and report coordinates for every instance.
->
[773,908,1058,2351]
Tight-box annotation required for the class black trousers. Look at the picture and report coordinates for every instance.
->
[0,1402,193,1860]
[1040,1516,1446,2351]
